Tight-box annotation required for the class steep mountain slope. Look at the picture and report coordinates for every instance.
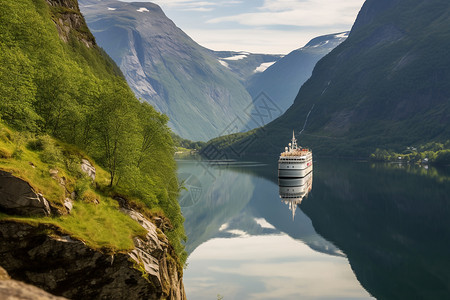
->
[207,0,450,158]
[0,0,186,297]
[246,32,348,112]
[79,0,254,141]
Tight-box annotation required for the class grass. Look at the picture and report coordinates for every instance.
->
[0,122,146,252]
[51,196,146,251]
[0,129,66,208]
[2,196,146,252]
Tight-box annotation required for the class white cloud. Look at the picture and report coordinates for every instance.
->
[119,0,365,55]
[183,28,344,54]
[208,0,363,27]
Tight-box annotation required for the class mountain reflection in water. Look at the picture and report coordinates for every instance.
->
[177,159,371,300]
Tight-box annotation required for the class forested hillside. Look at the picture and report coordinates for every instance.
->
[0,0,185,263]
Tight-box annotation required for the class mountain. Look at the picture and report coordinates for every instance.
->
[246,32,348,112]
[206,0,450,158]
[79,0,255,141]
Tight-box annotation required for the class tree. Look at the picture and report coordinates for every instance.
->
[0,45,40,130]
[93,80,140,186]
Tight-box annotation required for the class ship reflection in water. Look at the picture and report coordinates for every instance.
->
[278,171,313,219]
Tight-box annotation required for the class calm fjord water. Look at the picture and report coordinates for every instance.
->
[177,159,450,300]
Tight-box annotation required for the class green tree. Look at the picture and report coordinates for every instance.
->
[93,80,139,186]
[0,45,39,130]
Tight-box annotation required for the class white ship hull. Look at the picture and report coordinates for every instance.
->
[278,161,313,178]
[278,175,311,187]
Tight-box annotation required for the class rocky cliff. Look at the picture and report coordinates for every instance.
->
[0,171,186,299]
[47,0,96,47]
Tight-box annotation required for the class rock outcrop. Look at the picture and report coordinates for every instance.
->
[46,0,96,48]
[0,217,186,299]
[0,267,67,300]
[124,209,185,300]
[80,159,96,181]
[0,170,51,217]
[0,171,186,299]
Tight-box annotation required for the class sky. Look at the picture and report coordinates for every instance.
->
[120,0,366,54]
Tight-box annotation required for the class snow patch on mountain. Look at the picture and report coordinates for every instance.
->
[254,61,276,73]
[218,60,230,69]
[222,54,248,61]
[137,7,149,13]
[335,32,349,39]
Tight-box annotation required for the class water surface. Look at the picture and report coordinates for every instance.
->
[177,159,450,300]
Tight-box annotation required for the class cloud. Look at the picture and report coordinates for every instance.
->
[182,27,348,54]
[148,0,241,10]
[207,0,364,27]
[120,0,365,53]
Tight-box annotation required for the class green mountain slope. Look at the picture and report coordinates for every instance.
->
[79,0,254,141]
[207,0,450,158]
[0,0,185,265]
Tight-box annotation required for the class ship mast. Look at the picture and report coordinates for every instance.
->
[292,130,298,150]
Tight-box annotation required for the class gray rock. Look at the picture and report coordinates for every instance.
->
[0,279,67,300]
[0,171,51,217]
[124,209,165,288]
[63,198,73,213]
[0,266,66,299]
[80,159,95,181]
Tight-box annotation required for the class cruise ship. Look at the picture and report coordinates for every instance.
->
[278,131,313,178]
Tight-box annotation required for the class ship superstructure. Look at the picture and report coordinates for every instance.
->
[278,131,313,178]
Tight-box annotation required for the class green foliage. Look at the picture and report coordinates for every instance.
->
[171,133,206,150]
[0,0,186,264]
[370,141,450,165]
